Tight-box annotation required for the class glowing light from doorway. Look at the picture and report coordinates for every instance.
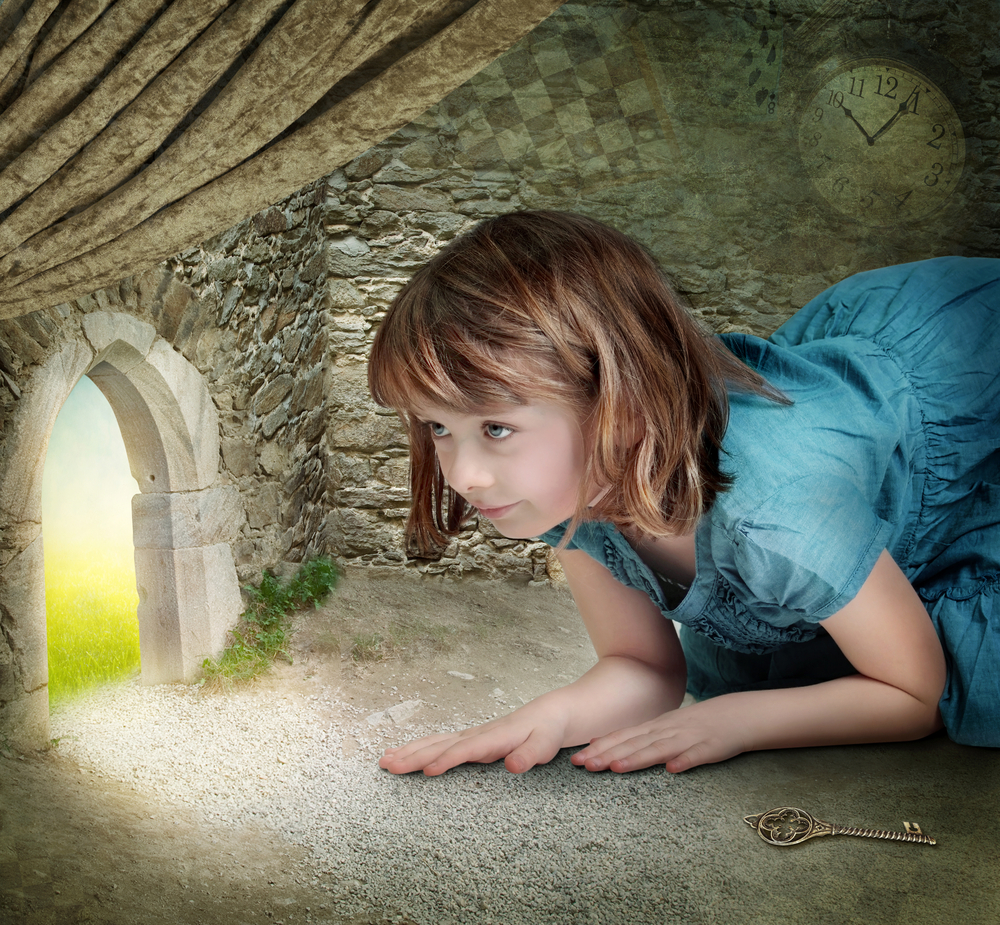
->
[42,377,142,702]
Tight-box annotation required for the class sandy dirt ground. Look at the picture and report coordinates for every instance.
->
[1,570,596,925]
[4,568,998,925]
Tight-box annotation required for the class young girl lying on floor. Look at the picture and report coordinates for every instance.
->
[367,210,999,776]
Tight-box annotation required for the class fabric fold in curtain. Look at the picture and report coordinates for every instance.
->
[0,0,564,320]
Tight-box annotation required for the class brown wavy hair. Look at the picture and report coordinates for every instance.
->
[368,210,787,555]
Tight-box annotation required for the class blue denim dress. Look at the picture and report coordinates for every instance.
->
[539,256,1000,747]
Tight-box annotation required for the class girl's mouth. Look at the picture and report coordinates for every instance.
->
[476,502,519,520]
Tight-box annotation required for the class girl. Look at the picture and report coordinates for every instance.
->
[368,210,999,777]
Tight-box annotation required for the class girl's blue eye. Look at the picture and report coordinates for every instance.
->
[428,422,450,437]
[485,423,513,439]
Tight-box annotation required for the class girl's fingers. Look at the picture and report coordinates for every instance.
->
[381,727,520,776]
[378,733,460,771]
[380,715,566,776]
[503,728,563,774]
[571,726,658,766]
[605,739,683,772]
[380,735,472,773]
[574,727,742,775]
[575,732,679,772]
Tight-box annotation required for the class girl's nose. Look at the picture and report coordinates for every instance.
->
[444,444,494,495]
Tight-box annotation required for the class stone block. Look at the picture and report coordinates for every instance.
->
[111,338,220,492]
[0,689,49,752]
[2,321,46,366]
[132,487,245,550]
[206,255,241,283]
[3,342,92,523]
[0,537,47,694]
[410,212,471,237]
[253,209,288,235]
[262,405,288,438]
[371,185,453,213]
[246,482,281,529]
[326,248,428,278]
[299,251,326,283]
[326,279,366,309]
[329,234,370,257]
[222,437,257,477]
[337,518,404,556]
[334,486,409,509]
[282,331,303,362]
[291,366,323,414]
[253,374,294,416]
[344,149,389,180]
[258,441,288,476]
[331,412,404,451]
[156,277,195,342]
[298,408,327,445]
[360,210,403,235]
[134,543,241,684]
[374,458,410,487]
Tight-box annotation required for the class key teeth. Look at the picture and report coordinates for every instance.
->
[903,821,937,844]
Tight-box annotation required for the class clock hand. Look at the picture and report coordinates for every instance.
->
[840,106,874,144]
[870,100,911,144]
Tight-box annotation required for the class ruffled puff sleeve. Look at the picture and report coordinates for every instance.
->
[721,475,896,625]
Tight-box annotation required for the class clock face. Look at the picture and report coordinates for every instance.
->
[798,58,966,225]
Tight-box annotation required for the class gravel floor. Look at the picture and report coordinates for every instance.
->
[50,677,718,924]
[31,573,1000,925]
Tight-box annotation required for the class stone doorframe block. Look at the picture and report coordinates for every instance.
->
[0,312,243,749]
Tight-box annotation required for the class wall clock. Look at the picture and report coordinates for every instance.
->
[797,57,965,225]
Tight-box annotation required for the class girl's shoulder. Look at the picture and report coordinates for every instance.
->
[704,470,894,620]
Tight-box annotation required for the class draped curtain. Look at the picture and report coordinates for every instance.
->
[0,0,563,320]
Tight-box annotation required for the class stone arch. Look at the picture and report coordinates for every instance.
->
[0,312,243,749]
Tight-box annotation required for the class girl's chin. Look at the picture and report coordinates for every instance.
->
[484,512,568,541]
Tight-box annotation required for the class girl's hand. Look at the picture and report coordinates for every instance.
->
[571,699,749,774]
[379,709,569,776]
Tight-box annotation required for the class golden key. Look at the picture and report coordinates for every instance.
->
[744,806,937,847]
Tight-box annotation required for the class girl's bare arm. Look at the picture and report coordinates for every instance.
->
[574,549,946,774]
[378,548,687,775]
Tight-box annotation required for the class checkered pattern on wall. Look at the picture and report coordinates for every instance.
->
[418,3,782,196]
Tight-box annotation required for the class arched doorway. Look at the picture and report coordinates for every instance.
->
[0,312,243,749]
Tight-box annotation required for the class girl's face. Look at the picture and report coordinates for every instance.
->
[413,399,596,539]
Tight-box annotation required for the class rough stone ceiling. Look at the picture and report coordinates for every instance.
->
[0,0,563,321]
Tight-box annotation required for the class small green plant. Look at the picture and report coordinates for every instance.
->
[202,557,338,687]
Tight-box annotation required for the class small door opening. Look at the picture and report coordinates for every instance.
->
[42,375,142,705]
